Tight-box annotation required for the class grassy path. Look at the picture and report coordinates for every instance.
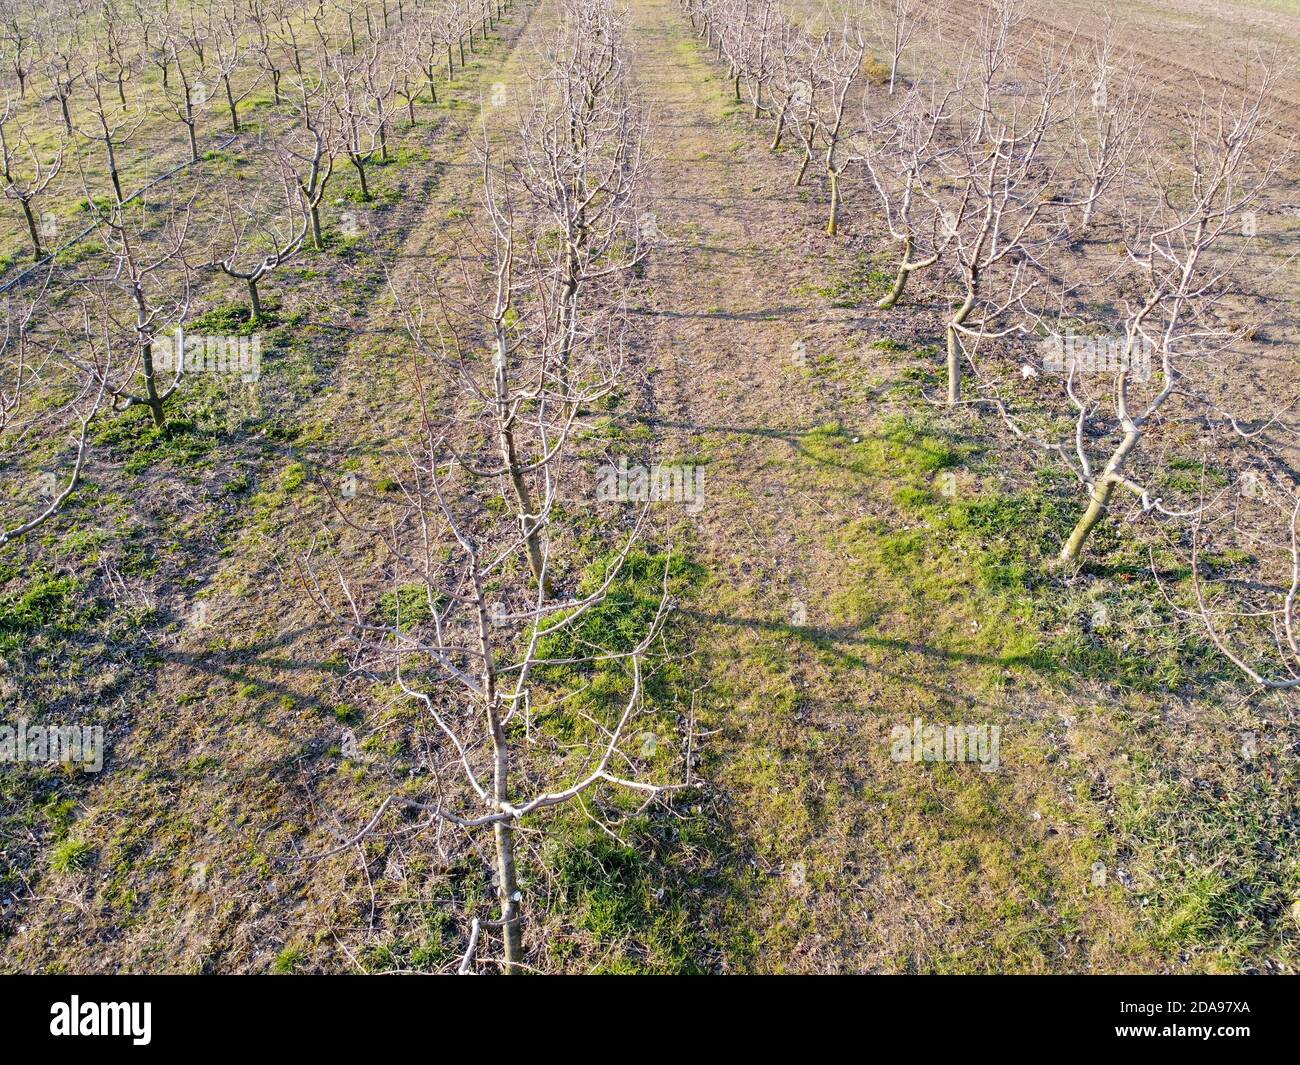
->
[624,0,1170,974]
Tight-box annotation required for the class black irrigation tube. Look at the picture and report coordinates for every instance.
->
[0,131,241,297]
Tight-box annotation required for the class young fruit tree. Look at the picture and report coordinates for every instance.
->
[1059,13,1148,238]
[856,78,957,309]
[922,18,1070,406]
[975,68,1287,564]
[70,192,196,429]
[0,96,64,261]
[0,272,108,546]
[512,0,647,411]
[202,160,310,324]
[868,0,918,96]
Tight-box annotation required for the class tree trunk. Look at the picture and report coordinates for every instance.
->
[827,170,840,236]
[223,75,239,132]
[1060,428,1141,562]
[501,422,551,597]
[496,332,553,598]
[248,276,262,322]
[494,820,523,974]
[795,145,811,186]
[1060,481,1114,563]
[351,155,369,200]
[770,99,787,150]
[878,237,913,309]
[1079,175,1102,235]
[21,198,43,261]
[141,340,166,429]
[945,324,961,406]
[106,141,124,205]
[946,282,977,405]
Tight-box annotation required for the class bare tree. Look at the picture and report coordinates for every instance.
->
[969,69,1287,564]
[99,0,140,107]
[393,17,428,125]
[204,162,310,322]
[1053,74,1286,561]
[271,15,344,249]
[333,29,399,201]
[924,24,1069,405]
[803,17,866,236]
[869,0,918,96]
[0,272,108,547]
[1060,12,1147,237]
[154,13,212,163]
[37,16,86,135]
[246,0,287,106]
[0,96,64,260]
[301,226,663,968]
[77,60,147,206]
[73,190,195,428]
[513,0,647,408]
[715,0,777,118]
[298,396,676,973]
[857,79,956,308]
[760,16,817,154]
[0,1,34,98]
[294,1,671,973]
[208,0,259,133]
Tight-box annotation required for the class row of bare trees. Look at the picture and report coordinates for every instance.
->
[299,0,675,973]
[0,0,509,263]
[1,0,519,545]
[683,0,1300,690]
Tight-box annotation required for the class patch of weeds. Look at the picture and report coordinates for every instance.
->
[332,703,362,725]
[544,823,708,974]
[92,404,223,474]
[536,549,703,678]
[189,301,274,336]
[272,946,307,974]
[362,906,460,973]
[798,415,971,487]
[376,584,437,630]
[54,240,104,266]
[76,196,114,216]
[0,568,99,653]
[1161,456,1229,495]
[799,253,893,308]
[50,838,94,873]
